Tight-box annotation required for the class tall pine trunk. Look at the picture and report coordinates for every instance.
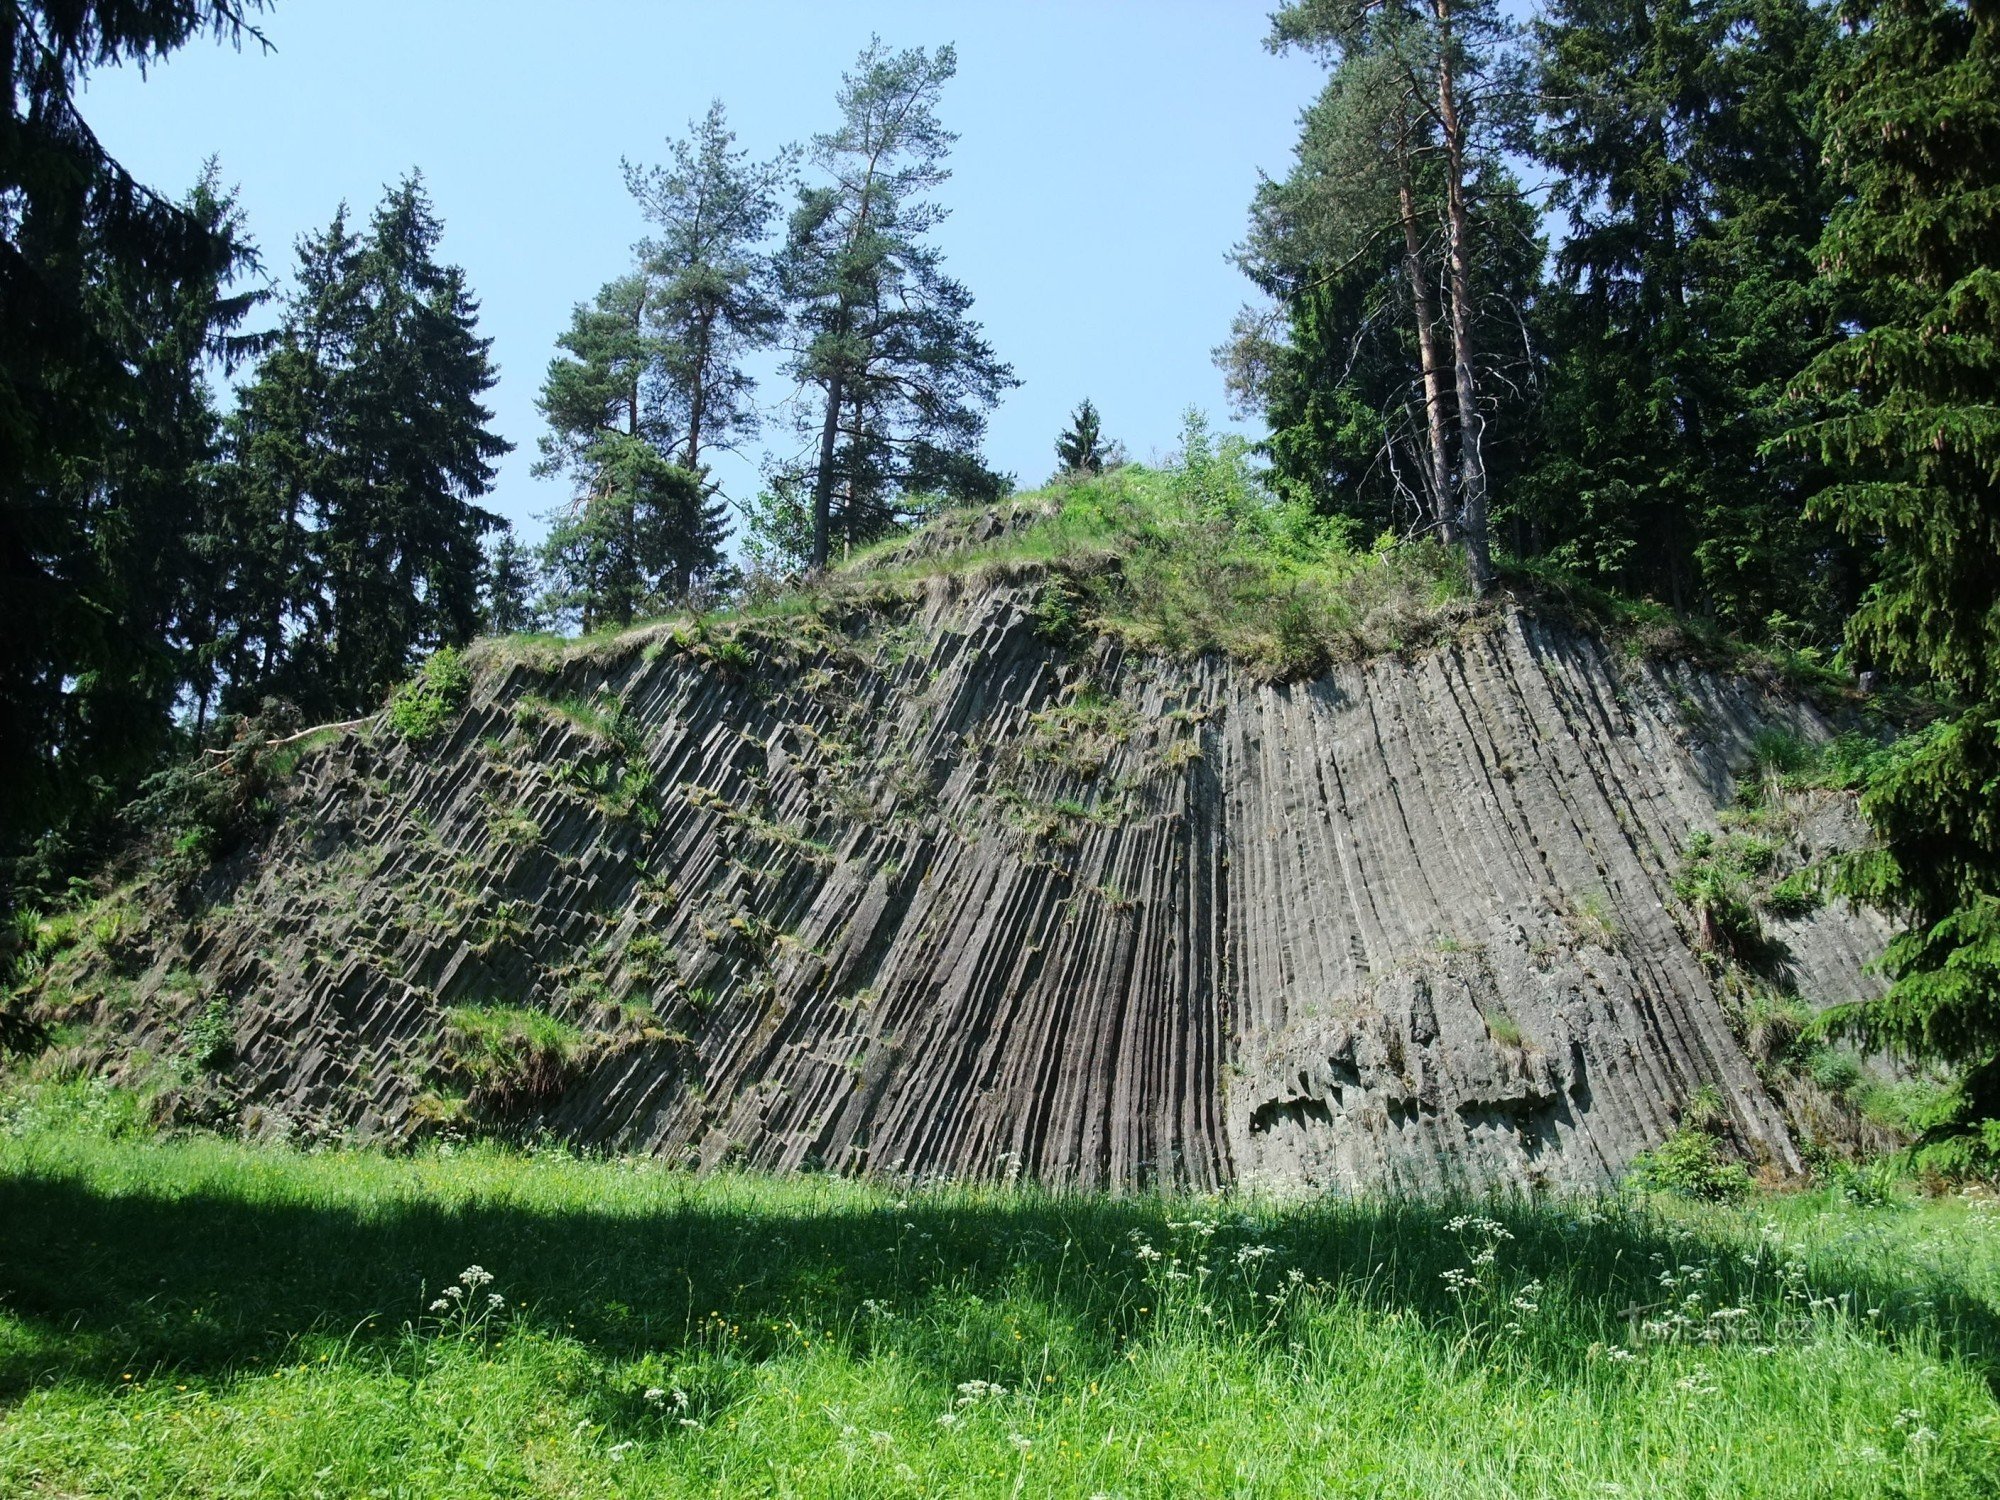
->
[806,160,880,572]
[685,305,716,473]
[808,366,844,571]
[1434,0,1495,594]
[1400,178,1456,541]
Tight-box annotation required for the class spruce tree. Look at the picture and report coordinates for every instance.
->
[221,210,360,708]
[1790,0,2000,1159]
[537,439,706,632]
[777,39,1016,568]
[1054,399,1110,474]
[479,531,540,636]
[94,166,267,753]
[1527,0,1849,634]
[320,176,509,711]
[222,180,509,718]
[1,1,269,876]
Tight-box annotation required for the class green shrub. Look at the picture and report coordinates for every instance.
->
[1743,992,1811,1064]
[1748,727,1813,782]
[1030,576,1086,646]
[625,934,669,982]
[1806,730,1894,791]
[183,998,235,1073]
[1673,859,1764,957]
[0,1077,152,1139]
[1631,1131,1744,1200]
[1630,1090,1752,1201]
[1855,1074,1959,1137]
[388,647,473,743]
[122,699,322,879]
[711,638,757,677]
[1732,836,1778,874]
[484,805,542,852]
[1805,1046,1864,1095]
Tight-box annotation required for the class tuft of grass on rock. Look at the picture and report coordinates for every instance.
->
[438,1003,587,1116]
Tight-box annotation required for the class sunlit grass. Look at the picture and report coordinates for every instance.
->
[2,1088,1997,1497]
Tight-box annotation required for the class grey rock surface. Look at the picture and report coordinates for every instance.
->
[61,579,1888,1190]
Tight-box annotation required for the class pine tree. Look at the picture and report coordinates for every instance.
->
[532,272,725,630]
[536,100,776,629]
[624,101,791,474]
[777,39,1017,569]
[1237,2,1538,552]
[1270,0,1528,591]
[1054,399,1110,474]
[1789,0,2000,1160]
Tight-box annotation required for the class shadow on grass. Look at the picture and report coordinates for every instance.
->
[2,1149,1996,1404]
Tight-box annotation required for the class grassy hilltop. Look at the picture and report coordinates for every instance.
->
[504,424,1847,695]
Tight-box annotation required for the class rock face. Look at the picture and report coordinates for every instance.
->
[66,574,1888,1191]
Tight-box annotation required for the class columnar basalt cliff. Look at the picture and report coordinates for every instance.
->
[35,559,1888,1192]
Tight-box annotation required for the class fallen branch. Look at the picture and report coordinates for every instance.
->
[200,715,375,768]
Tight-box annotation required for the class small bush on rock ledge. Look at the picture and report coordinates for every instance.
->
[1630,1086,1754,1201]
[389,647,472,743]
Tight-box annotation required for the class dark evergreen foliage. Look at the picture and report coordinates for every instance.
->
[225,176,509,719]
[1054,399,1110,474]
[479,531,540,636]
[531,281,727,629]
[1522,0,1855,638]
[1,1,269,883]
[1788,0,2000,1161]
[776,39,1017,568]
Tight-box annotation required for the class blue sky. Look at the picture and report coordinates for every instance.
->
[83,1,1324,541]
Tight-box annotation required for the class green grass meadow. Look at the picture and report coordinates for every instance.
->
[1,1087,1997,1497]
